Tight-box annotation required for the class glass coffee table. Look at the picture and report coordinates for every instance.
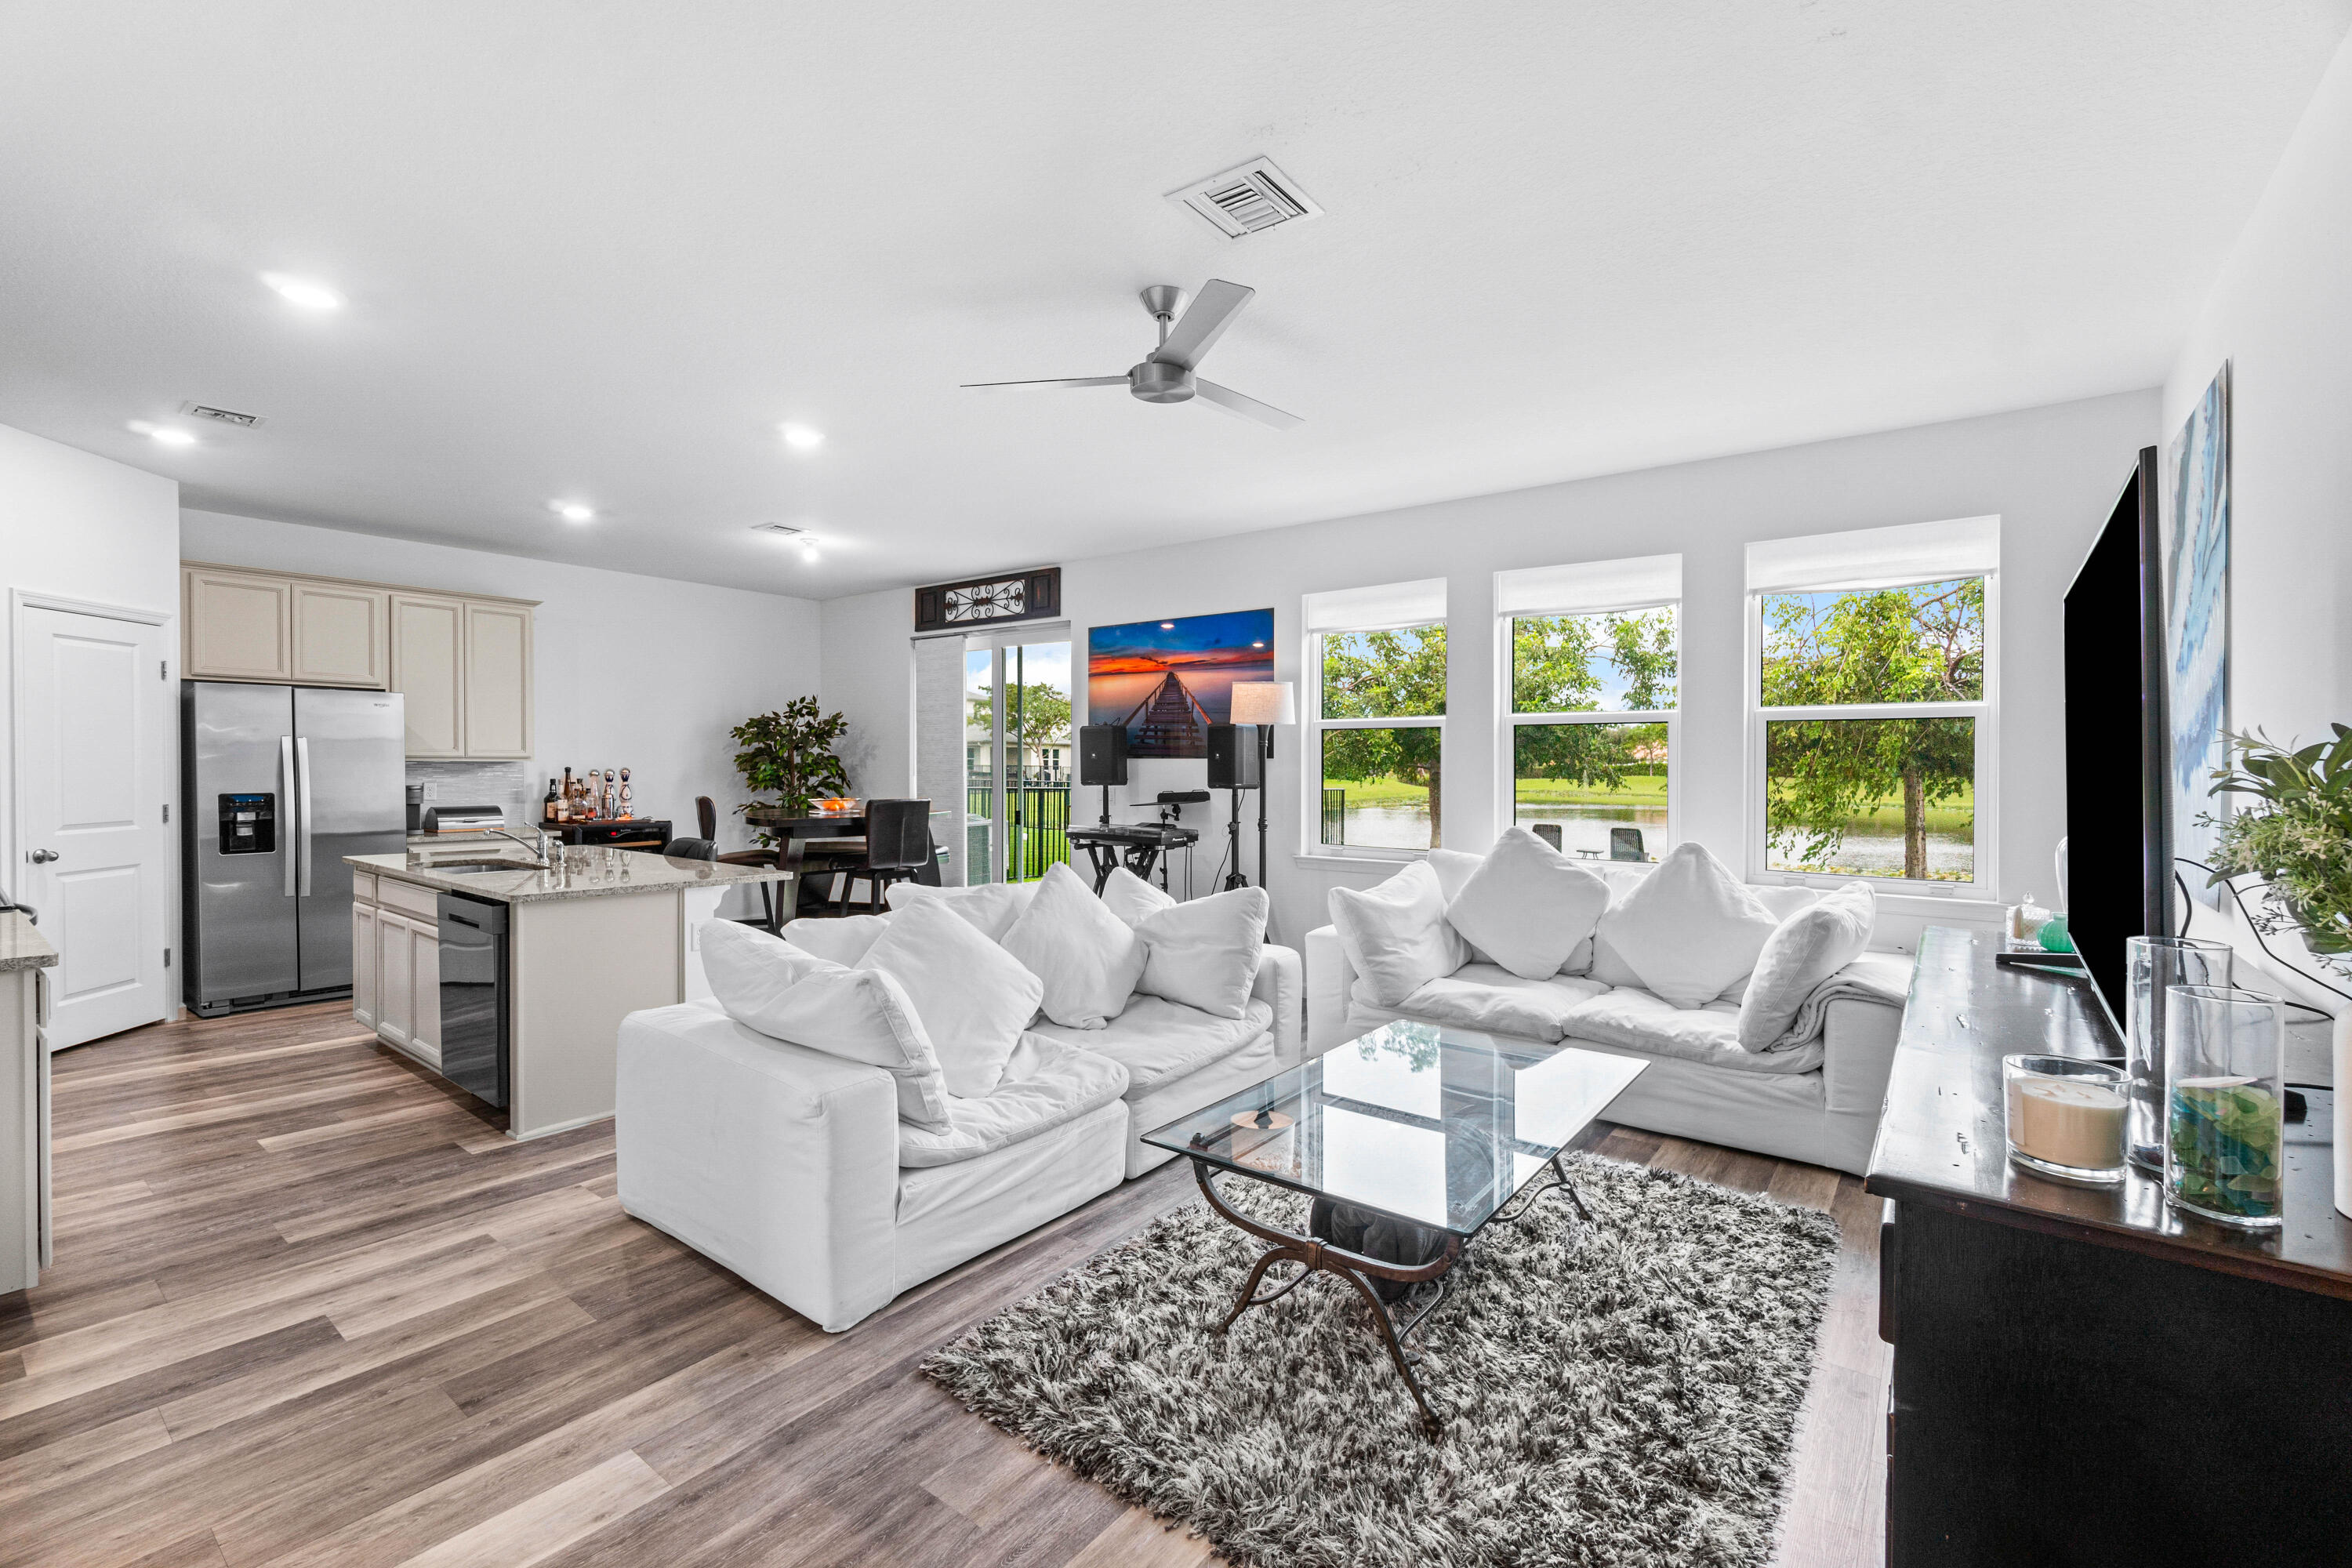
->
[1142,1019,1646,1436]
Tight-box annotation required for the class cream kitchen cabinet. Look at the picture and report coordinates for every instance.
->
[183,565,294,681]
[181,562,535,760]
[390,593,467,758]
[290,579,389,687]
[358,875,441,1068]
[461,601,533,760]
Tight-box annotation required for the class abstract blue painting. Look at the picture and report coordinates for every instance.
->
[2165,365,2230,905]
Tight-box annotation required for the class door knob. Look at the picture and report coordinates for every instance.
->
[27,849,59,864]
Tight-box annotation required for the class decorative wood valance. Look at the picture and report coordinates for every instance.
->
[913,566,1061,635]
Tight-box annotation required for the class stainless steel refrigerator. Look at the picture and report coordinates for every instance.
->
[181,682,406,1016]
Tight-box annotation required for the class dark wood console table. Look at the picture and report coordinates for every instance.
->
[1868,927,2352,1566]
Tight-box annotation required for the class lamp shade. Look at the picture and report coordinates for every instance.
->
[1229,681,1295,727]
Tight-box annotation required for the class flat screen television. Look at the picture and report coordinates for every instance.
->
[2062,445,2172,1019]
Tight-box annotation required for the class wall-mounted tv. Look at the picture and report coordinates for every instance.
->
[2063,445,2172,1020]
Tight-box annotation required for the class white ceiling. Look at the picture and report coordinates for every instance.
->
[2,2,2346,601]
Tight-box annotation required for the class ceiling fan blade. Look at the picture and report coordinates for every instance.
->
[1151,279,1254,371]
[1194,379,1302,430]
[960,376,1128,390]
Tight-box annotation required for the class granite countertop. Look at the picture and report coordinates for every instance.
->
[0,909,59,971]
[348,844,787,906]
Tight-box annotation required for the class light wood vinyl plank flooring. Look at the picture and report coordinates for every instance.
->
[1,1001,1891,1567]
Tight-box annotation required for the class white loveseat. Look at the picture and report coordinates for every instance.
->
[1305,836,1910,1175]
[616,870,1302,1331]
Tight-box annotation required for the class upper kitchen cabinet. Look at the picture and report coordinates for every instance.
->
[182,562,536,760]
[290,580,389,687]
[183,565,294,681]
[462,601,532,759]
[390,593,466,758]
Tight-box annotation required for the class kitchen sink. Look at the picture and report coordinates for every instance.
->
[414,857,546,874]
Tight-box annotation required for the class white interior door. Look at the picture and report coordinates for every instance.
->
[15,604,173,1047]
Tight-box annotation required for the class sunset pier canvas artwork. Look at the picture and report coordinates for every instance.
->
[1087,608,1275,759]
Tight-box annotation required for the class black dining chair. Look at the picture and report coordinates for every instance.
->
[1610,826,1646,862]
[698,794,789,932]
[661,837,717,860]
[793,797,927,913]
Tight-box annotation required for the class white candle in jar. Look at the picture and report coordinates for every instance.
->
[2008,1076,2128,1171]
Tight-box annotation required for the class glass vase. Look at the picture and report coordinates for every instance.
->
[2124,935,2232,1172]
[2164,985,2286,1229]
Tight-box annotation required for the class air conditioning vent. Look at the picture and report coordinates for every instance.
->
[179,402,265,428]
[1167,158,1323,240]
[750,523,804,536]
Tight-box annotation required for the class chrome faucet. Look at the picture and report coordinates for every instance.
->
[469,826,554,869]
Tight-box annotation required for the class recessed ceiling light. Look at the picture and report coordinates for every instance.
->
[549,500,594,523]
[127,420,198,448]
[779,423,824,451]
[260,273,343,311]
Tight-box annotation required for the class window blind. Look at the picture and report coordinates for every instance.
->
[1495,553,1682,617]
[959,619,1072,651]
[1302,577,1446,633]
[1745,515,1999,597]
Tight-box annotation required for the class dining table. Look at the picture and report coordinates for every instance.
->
[739,804,950,916]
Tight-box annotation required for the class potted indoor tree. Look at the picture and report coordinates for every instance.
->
[731,697,852,844]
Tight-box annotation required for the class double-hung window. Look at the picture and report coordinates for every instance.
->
[1497,554,1680,863]
[1747,517,1998,887]
[1305,578,1448,853]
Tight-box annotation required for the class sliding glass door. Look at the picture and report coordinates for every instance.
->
[965,638,1073,883]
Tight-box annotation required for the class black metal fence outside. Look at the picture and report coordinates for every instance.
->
[966,779,1073,881]
[1321,788,1347,845]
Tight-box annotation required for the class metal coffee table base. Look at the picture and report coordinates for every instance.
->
[1192,1155,1594,1438]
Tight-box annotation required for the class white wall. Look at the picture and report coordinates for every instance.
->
[822,391,2158,944]
[2164,27,2352,752]
[182,510,822,916]
[0,422,181,940]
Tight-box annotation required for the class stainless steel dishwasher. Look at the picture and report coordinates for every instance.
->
[435,892,510,1108]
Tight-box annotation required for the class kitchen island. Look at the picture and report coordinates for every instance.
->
[347,844,789,1139]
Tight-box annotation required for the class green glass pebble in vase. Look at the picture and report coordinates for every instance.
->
[2168,1078,2282,1222]
[2163,985,2287,1230]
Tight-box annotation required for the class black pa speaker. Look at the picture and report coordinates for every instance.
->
[1206,724,1262,790]
[1078,724,1128,786]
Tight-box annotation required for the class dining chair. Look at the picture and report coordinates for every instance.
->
[801,797,927,913]
[698,794,789,932]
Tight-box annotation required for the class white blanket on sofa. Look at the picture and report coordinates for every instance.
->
[1762,951,1912,1054]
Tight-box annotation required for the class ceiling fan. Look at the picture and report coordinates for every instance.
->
[962,280,1302,430]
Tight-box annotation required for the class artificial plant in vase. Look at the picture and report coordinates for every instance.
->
[2205,724,2352,967]
[731,697,852,844]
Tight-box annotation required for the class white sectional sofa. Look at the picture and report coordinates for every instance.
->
[1306,834,1911,1175]
[616,868,1301,1331]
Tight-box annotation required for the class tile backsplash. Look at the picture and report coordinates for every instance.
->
[407,760,533,828]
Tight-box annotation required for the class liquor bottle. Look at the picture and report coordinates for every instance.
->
[560,767,575,822]
[618,768,632,818]
[543,778,561,823]
[604,769,617,819]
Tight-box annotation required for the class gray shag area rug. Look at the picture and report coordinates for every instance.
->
[923,1151,1839,1568]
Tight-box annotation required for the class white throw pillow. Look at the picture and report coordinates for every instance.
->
[1423,848,1486,902]
[1000,862,1146,1029]
[1737,881,1876,1050]
[1133,886,1269,1021]
[1594,842,1780,1008]
[780,913,891,966]
[884,880,1034,942]
[1444,826,1612,980]
[1099,866,1177,928]
[1327,860,1468,1009]
[696,919,951,1131]
[858,896,1044,1098]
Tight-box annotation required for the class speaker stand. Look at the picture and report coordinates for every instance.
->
[1223,787,1249,890]
[1098,783,1111,828]
[1254,730,1272,900]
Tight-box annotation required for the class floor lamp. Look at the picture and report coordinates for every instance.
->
[1228,681,1296,904]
